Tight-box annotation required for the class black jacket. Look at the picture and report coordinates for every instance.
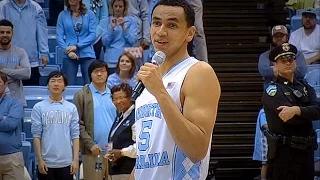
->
[262,76,320,137]
[108,106,135,175]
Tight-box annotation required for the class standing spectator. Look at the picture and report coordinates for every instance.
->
[74,60,117,180]
[258,25,307,87]
[0,19,31,106]
[0,0,49,86]
[56,0,97,85]
[82,0,109,59]
[107,52,137,89]
[289,8,320,64]
[31,71,80,180]
[100,0,137,74]
[127,0,150,50]
[107,83,136,180]
[253,108,268,180]
[0,72,24,179]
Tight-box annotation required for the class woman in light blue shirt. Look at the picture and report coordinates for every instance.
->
[82,0,109,59]
[107,52,137,89]
[99,0,137,73]
[56,0,97,85]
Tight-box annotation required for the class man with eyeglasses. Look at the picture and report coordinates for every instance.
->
[262,43,320,180]
[74,60,116,180]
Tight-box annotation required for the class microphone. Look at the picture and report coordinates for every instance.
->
[131,51,166,101]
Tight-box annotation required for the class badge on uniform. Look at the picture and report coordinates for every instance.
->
[266,84,277,96]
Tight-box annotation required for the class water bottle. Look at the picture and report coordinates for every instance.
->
[95,154,103,172]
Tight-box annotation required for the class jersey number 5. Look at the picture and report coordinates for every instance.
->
[138,120,153,151]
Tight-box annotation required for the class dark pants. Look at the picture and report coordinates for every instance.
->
[22,67,40,86]
[38,165,73,180]
[94,38,103,60]
[267,146,314,180]
[48,0,64,26]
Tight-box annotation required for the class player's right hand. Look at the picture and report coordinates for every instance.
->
[38,159,48,174]
[90,144,102,156]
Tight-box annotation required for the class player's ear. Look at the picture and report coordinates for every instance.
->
[186,26,196,43]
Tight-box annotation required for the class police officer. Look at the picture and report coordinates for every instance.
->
[262,43,320,180]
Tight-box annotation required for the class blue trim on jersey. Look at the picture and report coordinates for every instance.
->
[173,146,201,180]
[163,57,190,78]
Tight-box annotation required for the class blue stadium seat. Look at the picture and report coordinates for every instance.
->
[305,64,320,86]
[55,46,64,66]
[22,141,31,166]
[39,65,61,85]
[44,8,49,20]
[24,86,50,108]
[63,86,82,101]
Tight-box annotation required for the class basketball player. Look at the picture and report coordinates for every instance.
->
[130,0,220,179]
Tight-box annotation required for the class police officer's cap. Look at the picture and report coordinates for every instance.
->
[269,43,297,62]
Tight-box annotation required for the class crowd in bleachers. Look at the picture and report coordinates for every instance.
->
[0,0,208,180]
[253,3,320,179]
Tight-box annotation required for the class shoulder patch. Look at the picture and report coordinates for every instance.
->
[266,84,277,96]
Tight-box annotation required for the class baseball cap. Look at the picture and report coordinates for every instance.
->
[301,8,317,17]
[271,25,288,36]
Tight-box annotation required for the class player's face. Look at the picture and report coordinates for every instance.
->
[48,76,66,95]
[0,26,13,46]
[150,5,195,58]
[112,90,132,112]
[275,55,296,75]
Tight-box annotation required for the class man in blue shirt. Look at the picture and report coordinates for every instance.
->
[0,0,49,86]
[31,71,79,180]
[74,60,116,180]
[0,71,24,179]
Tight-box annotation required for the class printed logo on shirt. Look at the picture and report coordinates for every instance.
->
[0,57,19,67]
[42,110,72,125]
[166,82,176,89]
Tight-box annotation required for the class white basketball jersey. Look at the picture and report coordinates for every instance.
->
[135,57,211,180]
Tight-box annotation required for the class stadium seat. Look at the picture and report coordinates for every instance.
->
[55,46,64,66]
[63,86,82,101]
[305,64,320,87]
[39,65,61,85]
[24,86,49,108]
[22,141,31,166]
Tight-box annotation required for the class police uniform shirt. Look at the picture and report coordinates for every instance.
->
[262,76,320,137]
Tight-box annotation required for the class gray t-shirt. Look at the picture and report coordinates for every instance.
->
[0,45,31,106]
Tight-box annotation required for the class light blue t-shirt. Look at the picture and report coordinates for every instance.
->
[107,73,137,90]
[89,83,117,151]
[253,109,268,162]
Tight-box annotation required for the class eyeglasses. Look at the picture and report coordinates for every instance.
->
[112,96,128,102]
[92,69,107,74]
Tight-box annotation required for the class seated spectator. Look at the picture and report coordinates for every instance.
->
[82,0,109,59]
[253,108,268,180]
[100,0,137,74]
[106,83,136,180]
[31,71,79,180]
[289,8,320,64]
[0,71,24,179]
[258,25,307,87]
[56,0,97,85]
[107,52,137,89]
[0,19,31,106]
[0,0,49,86]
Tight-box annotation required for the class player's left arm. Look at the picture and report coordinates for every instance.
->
[156,62,220,163]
